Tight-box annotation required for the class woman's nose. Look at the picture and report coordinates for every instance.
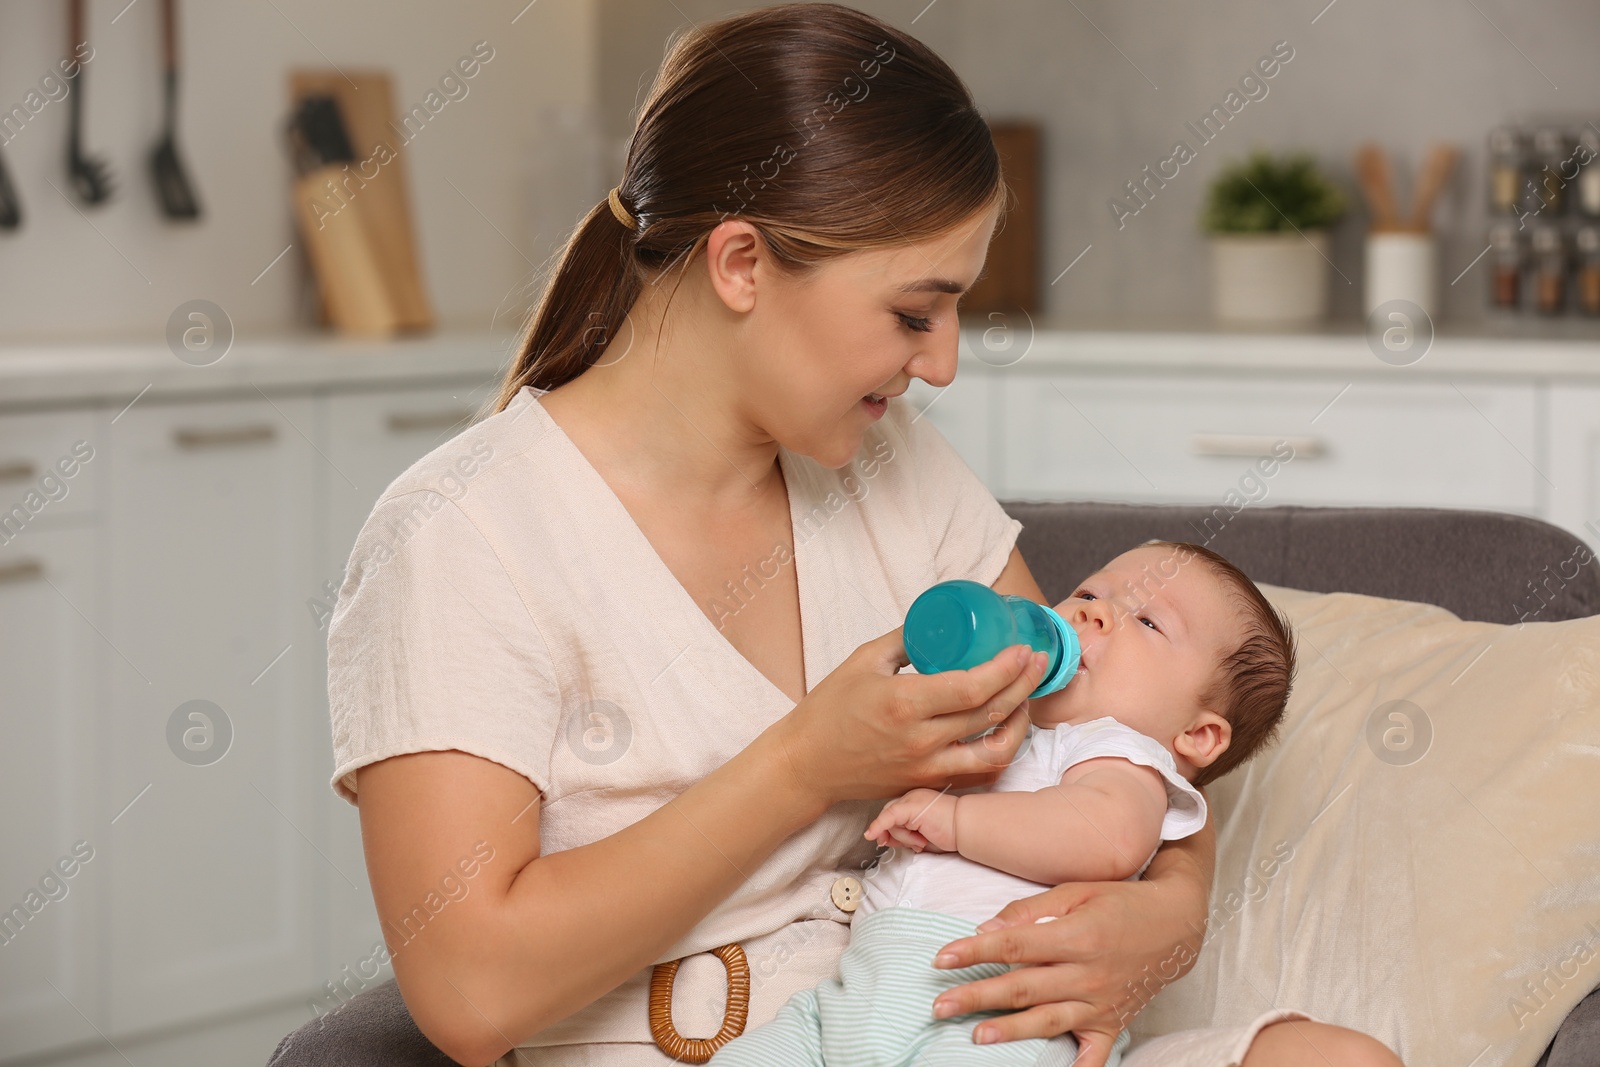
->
[909,332,958,389]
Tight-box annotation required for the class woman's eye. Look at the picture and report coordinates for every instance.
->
[897,312,934,333]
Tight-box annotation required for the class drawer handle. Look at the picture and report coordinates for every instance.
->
[0,460,36,483]
[1189,434,1325,459]
[0,559,44,584]
[173,425,277,450]
[386,411,472,435]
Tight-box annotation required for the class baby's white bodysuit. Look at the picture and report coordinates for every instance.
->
[857,716,1209,925]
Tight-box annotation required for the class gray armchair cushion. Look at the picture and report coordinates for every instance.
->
[1542,987,1600,1067]
[268,502,1600,1066]
[1004,501,1600,626]
[266,978,455,1066]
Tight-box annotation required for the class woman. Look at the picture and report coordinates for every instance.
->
[327,5,1402,1065]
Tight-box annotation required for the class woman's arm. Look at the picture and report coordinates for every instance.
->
[359,627,1048,1065]
[359,735,823,1066]
[990,544,1049,604]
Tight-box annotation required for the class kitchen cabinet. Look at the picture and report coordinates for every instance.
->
[1550,384,1600,552]
[905,370,993,479]
[0,369,499,1058]
[0,527,103,1060]
[995,372,1542,513]
[104,396,322,1035]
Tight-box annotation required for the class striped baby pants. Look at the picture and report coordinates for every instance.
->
[709,906,1130,1066]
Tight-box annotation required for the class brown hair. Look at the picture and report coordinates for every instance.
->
[1143,540,1298,788]
[492,2,1006,412]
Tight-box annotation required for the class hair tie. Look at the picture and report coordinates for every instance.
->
[608,186,638,231]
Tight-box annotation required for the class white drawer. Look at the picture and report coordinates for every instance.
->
[1548,384,1600,551]
[0,409,102,527]
[905,374,994,485]
[998,372,1541,513]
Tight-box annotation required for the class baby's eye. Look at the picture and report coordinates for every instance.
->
[1075,590,1095,601]
[1139,616,1160,632]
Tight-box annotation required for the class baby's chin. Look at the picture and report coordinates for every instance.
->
[1027,685,1074,728]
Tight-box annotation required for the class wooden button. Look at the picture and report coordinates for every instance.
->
[831,875,863,912]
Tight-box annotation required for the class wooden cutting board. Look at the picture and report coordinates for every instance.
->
[963,121,1040,317]
[288,69,433,334]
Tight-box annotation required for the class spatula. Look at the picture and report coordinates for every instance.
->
[150,0,200,219]
[1353,143,1400,231]
[0,139,19,229]
[65,0,113,206]
[1407,143,1459,231]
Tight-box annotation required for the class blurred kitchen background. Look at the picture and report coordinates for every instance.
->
[3,0,1600,1064]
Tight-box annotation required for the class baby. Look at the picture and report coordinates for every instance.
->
[710,539,1297,1067]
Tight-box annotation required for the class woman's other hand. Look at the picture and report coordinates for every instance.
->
[922,815,1216,1067]
[766,627,1048,809]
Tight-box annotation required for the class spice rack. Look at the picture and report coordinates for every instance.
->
[1485,123,1600,317]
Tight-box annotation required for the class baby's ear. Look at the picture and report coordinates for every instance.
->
[1174,711,1231,769]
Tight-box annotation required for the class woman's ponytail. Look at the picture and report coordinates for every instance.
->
[491,195,644,410]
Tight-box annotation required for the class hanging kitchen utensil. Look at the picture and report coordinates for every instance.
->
[0,150,19,229]
[0,33,19,231]
[66,0,113,205]
[150,0,200,219]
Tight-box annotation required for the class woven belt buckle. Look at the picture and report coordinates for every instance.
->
[647,942,750,1063]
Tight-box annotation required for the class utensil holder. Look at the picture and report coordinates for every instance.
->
[1365,231,1436,318]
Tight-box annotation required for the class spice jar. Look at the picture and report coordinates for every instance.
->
[1531,225,1566,315]
[1488,128,1527,215]
[1488,222,1522,311]
[1577,227,1600,316]
[1531,128,1571,215]
[1578,129,1600,219]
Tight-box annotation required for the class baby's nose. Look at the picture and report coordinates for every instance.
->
[1070,601,1110,630]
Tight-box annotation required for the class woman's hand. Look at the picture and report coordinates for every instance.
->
[766,627,1049,809]
[923,820,1215,1067]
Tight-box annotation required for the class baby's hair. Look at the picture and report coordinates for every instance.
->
[1140,540,1297,787]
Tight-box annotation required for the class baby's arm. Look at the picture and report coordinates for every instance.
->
[864,757,1168,884]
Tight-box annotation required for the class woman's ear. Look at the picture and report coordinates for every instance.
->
[704,219,765,313]
[1174,711,1231,770]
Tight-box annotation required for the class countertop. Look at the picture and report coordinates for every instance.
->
[0,328,516,410]
[4,317,1600,410]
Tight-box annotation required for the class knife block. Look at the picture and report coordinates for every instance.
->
[288,70,434,336]
[291,164,405,335]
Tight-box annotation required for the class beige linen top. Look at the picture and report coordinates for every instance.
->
[325,385,1023,1046]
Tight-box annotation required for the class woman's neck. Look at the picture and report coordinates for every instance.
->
[538,302,783,511]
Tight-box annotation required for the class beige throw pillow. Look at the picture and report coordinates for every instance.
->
[1128,584,1600,1067]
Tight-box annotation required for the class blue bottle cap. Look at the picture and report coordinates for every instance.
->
[1032,605,1081,698]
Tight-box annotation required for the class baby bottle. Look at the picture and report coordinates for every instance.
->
[903,579,1081,699]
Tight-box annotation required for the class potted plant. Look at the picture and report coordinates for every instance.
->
[1202,151,1345,324]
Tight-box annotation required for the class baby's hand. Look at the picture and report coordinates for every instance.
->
[864,788,959,853]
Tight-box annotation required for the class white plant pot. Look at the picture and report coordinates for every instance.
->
[1210,231,1330,324]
